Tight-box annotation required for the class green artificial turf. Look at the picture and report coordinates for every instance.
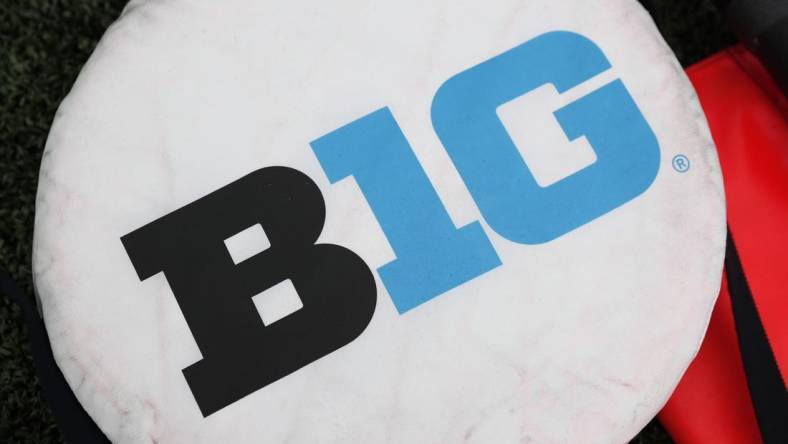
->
[0,1,733,442]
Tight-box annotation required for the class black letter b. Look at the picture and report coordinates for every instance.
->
[121,167,376,416]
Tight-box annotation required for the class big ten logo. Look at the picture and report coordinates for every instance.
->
[121,31,659,416]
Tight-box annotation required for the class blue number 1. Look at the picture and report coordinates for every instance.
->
[311,108,501,314]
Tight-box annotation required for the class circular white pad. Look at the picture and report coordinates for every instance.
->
[34,0,725,442]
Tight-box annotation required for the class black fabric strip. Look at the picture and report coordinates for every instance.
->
[754,15,788,97]
[726,0,788,40]
[0,268,108,444]
[726,230,788,444]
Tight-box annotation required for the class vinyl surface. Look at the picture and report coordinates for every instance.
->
[33,0,725,442]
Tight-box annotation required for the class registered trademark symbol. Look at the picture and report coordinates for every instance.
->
[672,154,690,173]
